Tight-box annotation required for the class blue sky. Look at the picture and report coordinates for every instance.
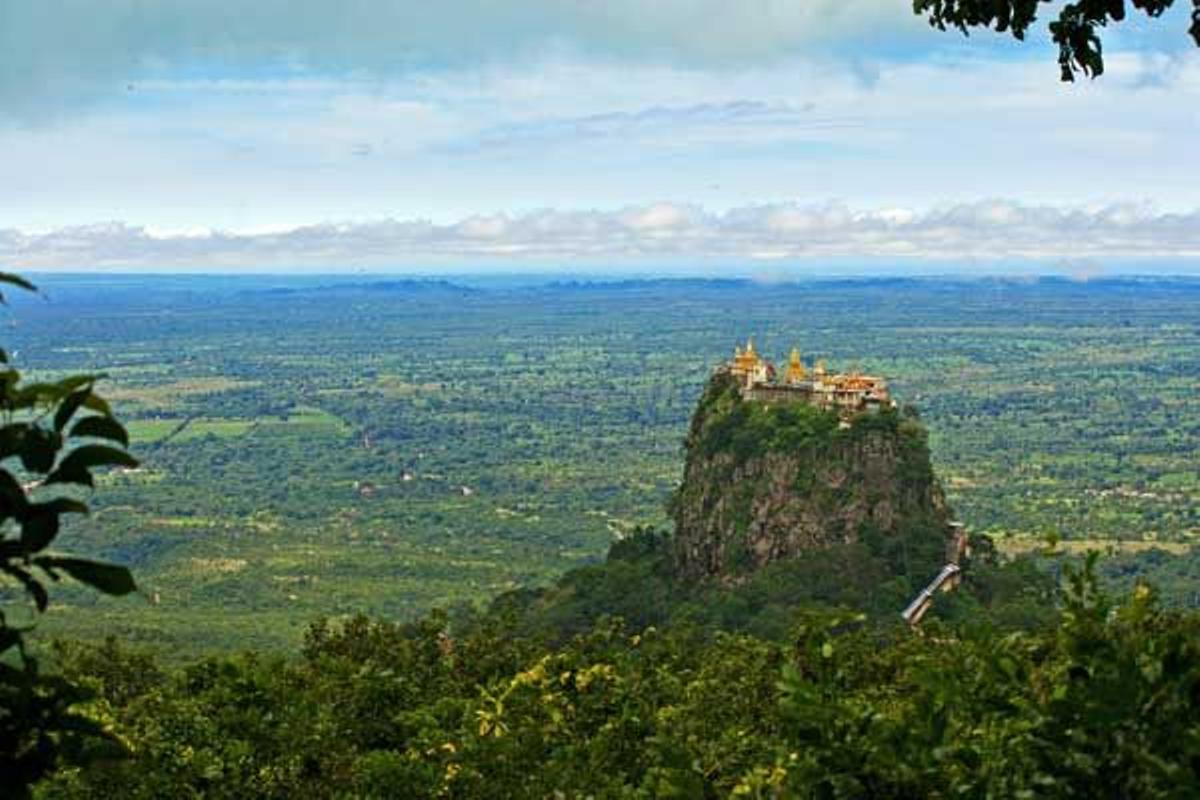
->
[2,1,1199,272]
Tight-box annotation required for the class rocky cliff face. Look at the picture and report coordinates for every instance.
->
[672,371,951,580]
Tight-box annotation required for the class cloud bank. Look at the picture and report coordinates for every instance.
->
[4,201,1199,271]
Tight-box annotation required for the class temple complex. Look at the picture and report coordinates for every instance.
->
[724,338,894,416]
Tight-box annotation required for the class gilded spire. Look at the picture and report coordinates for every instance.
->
[785,347,806,383]
[730,336,763,378]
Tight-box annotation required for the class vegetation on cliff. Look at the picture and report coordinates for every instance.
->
[673,370,952,589]
[477,370,1052,641]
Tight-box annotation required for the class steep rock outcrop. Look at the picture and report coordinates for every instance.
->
[672,371,950,580]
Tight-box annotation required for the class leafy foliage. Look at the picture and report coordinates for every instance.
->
[687,371,842,464]
[34,553,1200,798]
[914,0,1199,81]
[1,273,138,796]
[674,368,952,583]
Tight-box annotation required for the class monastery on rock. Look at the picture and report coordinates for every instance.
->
[724,339,894,415]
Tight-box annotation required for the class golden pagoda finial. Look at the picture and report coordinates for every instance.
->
[731,338,762,376]
[785,347,806,383]
[814,359,827,377]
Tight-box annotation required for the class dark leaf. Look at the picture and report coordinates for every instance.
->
[0,469,29,521]
[16,382,69,405]
[18,426,61,474]
[46,445,138,487]
[0,422,31,461]
[0,626,21,655]
[55,387,93,433]
[17,499,87,553]
[57,374,98,393]
[0,272,37,292]
[20,511,59,554]
[82,393,113,417]
[0,272,37,305]
[69,415,130,447]
[0,369,20,408]
[33,557,136,596]
[3,564,49,612]
[34,498,89,516]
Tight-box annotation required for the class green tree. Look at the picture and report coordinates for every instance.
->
[914,0,1200,80]
[1,273,138,796]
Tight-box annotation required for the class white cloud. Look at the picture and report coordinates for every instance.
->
[7,0,1196,126]
[464,100,844,152]
[4,200,1199,271]
[0,0,930,121]
[6,50,1199,234]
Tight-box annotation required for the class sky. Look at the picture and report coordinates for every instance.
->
[2,1,1199,274]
